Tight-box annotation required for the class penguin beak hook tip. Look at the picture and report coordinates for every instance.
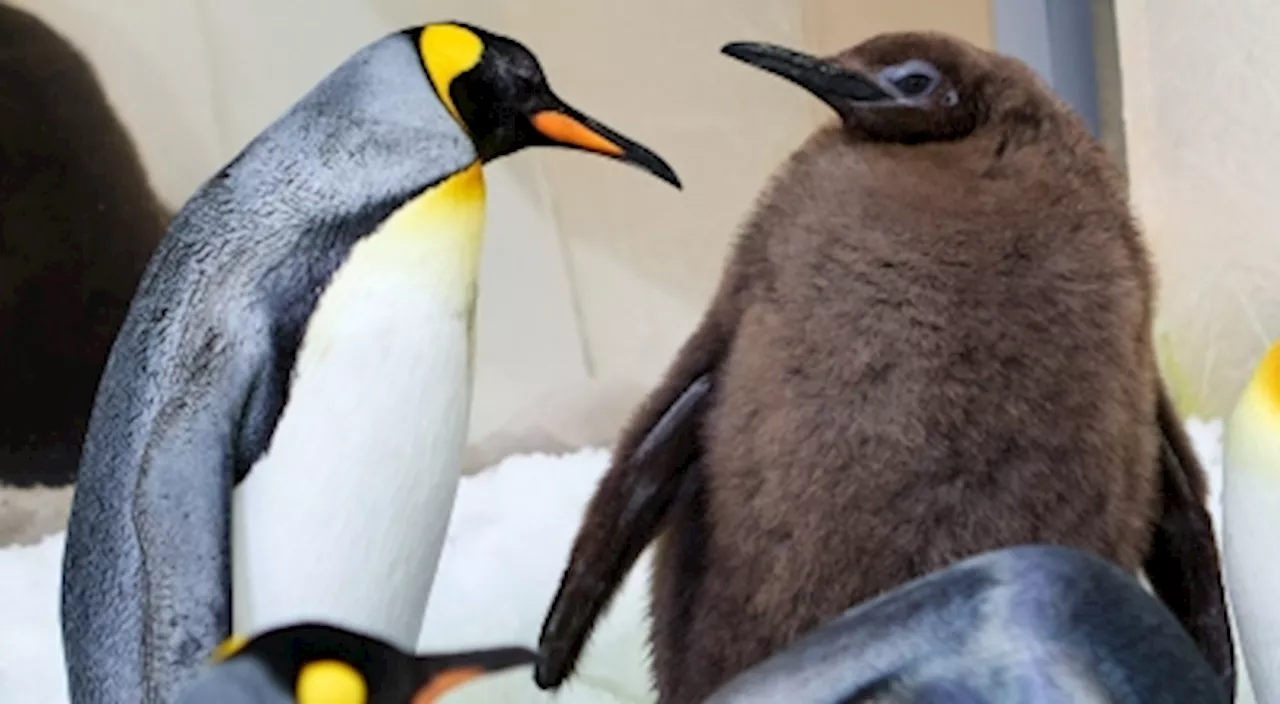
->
[720,41,895,105]
[529,105,682,190]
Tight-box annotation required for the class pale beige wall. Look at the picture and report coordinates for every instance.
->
[13,0,994,461]
[1114,1,1280,417]
[531,0,993,389]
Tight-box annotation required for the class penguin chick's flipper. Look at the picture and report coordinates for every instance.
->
[1144,381,1236,698]
[535,372,714,689]
[536,222,759,689]
[62,298,274,703]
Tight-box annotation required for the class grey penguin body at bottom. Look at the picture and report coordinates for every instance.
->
[704,544,1229,704]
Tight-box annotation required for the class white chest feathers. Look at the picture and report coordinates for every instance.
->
[231,163,487,650]
[1221,342,1280,704]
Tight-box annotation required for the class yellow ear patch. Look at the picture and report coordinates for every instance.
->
[420,24,485,125]
[296,660,368,704]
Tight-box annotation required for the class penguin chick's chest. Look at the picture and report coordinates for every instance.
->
[704,219,1158,590]
[231,164,486,638]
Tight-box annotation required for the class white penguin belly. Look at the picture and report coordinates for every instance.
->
[1221,343,1280,704]
[231,297,472,649]
[1223,464,1280,703]
[231,162,486,650]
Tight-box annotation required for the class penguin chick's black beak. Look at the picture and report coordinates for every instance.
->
[721,41,897,112]
[412,646,537,703]
[528,102,682,189]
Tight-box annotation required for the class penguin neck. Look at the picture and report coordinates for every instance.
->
[192,33,480,247]
[367,161,488,311]
[288,159,489,381]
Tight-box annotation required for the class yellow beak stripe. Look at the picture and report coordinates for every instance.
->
[420,24,486,126]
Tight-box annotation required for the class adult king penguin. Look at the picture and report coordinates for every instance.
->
[702,545,1228,704]
[61,21,679,704]
[179,622,536,704]
[1223,340,1280,704]
[536,31,1233,703]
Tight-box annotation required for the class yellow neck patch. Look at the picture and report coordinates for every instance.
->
[1226,341,1280,478]
[420,24,485,126]
[297,660,368,704]
[377,162,487,310]
[300,160,488,360]
[1253,341,1280,415]
[210,634,249,663]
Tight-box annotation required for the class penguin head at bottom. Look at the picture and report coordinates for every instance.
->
[178,623,536,704]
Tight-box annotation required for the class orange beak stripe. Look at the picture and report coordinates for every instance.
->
[411,667,486,704]
[531,111,625,157]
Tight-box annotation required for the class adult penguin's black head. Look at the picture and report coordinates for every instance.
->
[414,22,681,189]
[178,622,536,704]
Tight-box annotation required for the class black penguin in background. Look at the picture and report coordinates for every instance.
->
[0,3,169,494]
[703,544,1229,704]
[536,31,1234,703]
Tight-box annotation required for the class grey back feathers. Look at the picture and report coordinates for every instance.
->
[61,31,476,703]
[704,545,1228,704]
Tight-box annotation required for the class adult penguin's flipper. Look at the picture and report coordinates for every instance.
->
[1144,382,1237,700]
[61,268,274,703]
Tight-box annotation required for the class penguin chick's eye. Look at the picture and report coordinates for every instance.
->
[893,73,936,97]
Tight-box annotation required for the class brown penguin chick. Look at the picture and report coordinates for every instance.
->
[0,3,169,496]
[535,31,1234,704]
